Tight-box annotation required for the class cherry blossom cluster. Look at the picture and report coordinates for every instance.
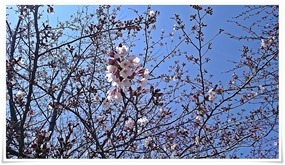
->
[260,35,276,49]
[103,43,150,106]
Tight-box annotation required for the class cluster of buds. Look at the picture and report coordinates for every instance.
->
[103,43,150,107]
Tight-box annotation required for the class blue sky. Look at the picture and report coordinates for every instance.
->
[3,4,282,159]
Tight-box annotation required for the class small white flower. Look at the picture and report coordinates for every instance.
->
[119,59,131,69]
[250,91,258,97]
[120,79,131,88]
[120,68,132,79]
[6,93,10,101]
[125,118,135,129]
[260,39,267,49]
[19,59,25,65]
[114,91,123,102]
[127,56,140,68]
[195,136,200,145]
[116,44,128,56]
[16,90,25,98]
[258,85,265,92]
[172,75,178,81]
[173,24,178,31]
[106,65,117,73]
[94,95,100,101]
[102,99,110,108]
[208,88,216,102]
[159,108,168,115]
[48,105,53,110]
[111,78,120,87]
[171,143,177,150]
[45,131,52,138]
[196,115,203,121]
[139,78,148,87]
[144,137,152,147]
[107,88,123,102]
[143,69,149,79]
[149,10,156,17]
[138,117,149,126]
[105,72,116,83]
[274,141,278,146]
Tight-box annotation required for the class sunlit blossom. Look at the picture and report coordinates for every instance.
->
[143,69,149,79]
[196,115,203,121]
[208,88,216,102]
[127,56,140,68]
[125,118,135,129]
[258,85,265,92]
[110,88,123,102]
[16,90,25,98]
[119,59,131,69]
[120,68,132,78]
[116,44,128,56]
[102,99,110,108]
[138,117,149,126]
[139,78,148,87]
[171,143,177,150]
[105,72,117,82]
[173,24,178,31]
[120,78,131,88]
[6,93,10,100]
[149,10,155,17]
[106,65,117,73]
[144,137,152,147]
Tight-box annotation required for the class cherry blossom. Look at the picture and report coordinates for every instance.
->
[102,99,110,109]
[16,90,25,98]
[258,85,265,92]
[143,68,149,78]
[125,118,135,129]
[6,93,10,100]
[116,44,128,56]
[119,59,132,69]
[173,24,178,31]
[139,78,148,87]
[138,117,149,126]
[120,79,131,88]
[107,89,123,102]
[207,88,216,102]
[106,65,117,73]
[105,72,117,83]
[120,68,132,79]
[196,115,203,121]
[127,56,140,68]
[144,137,152,147]
[149,10,155,17]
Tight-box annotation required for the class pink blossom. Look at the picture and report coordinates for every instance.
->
[105,72,117,83]
[149,10,156,17]
[116,44,128,56]
[120,68,132,79]
[208,88,216,102]
[102,99,110,109]
[120,79,131,88]
[119,59,131,69]
[127,56,140,68]
[16,90,25,98]
[139,78,148,87]
[106,65,117,73]
[107,88,123,102]
[138,117,148,126]
[125,118,135,129]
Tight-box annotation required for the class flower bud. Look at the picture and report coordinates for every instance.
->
[108,59,117,65]
[109,51,116,57]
